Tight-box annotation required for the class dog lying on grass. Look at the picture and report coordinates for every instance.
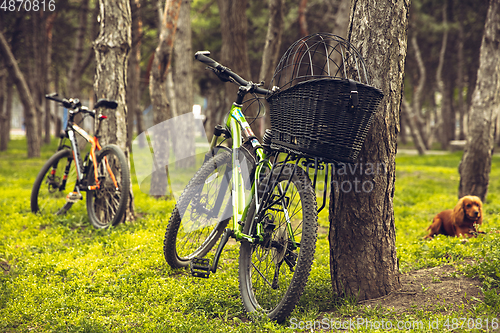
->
[424,195,484,239]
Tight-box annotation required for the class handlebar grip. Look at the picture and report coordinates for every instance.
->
[194,51,272,95]
[45,93,74,108]
[94,99,118,110]
[194,51,221,69]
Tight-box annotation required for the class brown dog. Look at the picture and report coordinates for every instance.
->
[424,195,483,239]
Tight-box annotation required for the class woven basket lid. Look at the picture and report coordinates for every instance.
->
[269,33,371,94]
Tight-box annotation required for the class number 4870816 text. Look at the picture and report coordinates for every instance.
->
[1,0,55,11]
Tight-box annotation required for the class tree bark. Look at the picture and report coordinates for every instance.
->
[127,0,143,148]
[94,0,135,221]
[0,64,5,150]
[298,0,309,37]
[149,0,182,197]
[1,79,13,151]
[45,13,57,144]
[402,99,426,155]
[217,0,251,119]
[328,0,409,301]
[0,31,40,157]
[258,0,285,137]
[435,2,453,150]
[68,0,90,97]
[173,0,195,169]
[332,0,350,37]
[458,0,500,202]
[456,22,466,140]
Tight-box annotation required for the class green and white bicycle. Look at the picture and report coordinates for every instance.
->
[163,34,383,323]
[162,51,319,323]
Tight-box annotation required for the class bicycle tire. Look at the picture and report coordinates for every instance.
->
[238,163,317,323]
[86,144,130,229]
[31,149,77,216]
[163,150,233,268]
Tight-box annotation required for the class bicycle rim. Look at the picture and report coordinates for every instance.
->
[239,163,317,323]
[164,151,232,268]
[31,149,77,216]
[86,145,130,228]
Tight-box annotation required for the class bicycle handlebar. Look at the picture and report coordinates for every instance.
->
[45,93,118,115]
[195,51,271,96]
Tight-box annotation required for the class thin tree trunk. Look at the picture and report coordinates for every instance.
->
[68,0,90,97]
[258,0,284,137]
[329,0,409,301]
[149,0,182,197]
[298,0,309,37]
[127,0,142,148]
[217,0,251,117]
[458,0,500,201]
[202,82,222,139]
[435,2,452,150]
[409,34,429,150]
[0,31,40,157]
[457,23,466,140]
[402,99,426,155]
[0,64,6,150]
[45,13,57,144]
[173,0,195,169]
[332,0,350,37]
[94,0,135,221]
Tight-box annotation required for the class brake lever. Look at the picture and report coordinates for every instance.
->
[207,66,232,83]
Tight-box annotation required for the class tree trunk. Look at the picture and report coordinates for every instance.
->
[328,0,409,301]
[217,0,251,119]
[30,13,44,143]
[298,0,309,37]
[458,0,500,202]
[94,0,135,221]
[402,99,426,155]
[68,0,90,97]
[0,64,5,150]
[457,23,466,140]
[258,0,284,137]
[1,79,13,151]
[332,0,350,37]
[0,31,40,157]
[435,2,452,150]
[45,13,57,144]
[127,0,142,148]
[149,0,182,197]
[173,0,195,169]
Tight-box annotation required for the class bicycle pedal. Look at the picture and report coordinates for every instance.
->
[66,192,82,203]
[190,258,211,278]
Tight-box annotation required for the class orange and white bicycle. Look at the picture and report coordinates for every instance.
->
[31,93,130,229]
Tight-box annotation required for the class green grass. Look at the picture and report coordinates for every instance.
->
[1,139,499,332]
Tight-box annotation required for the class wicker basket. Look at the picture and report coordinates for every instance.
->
[266,33,384,163]
[267,78,383,163]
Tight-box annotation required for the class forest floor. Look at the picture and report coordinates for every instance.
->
[360,263,483,315]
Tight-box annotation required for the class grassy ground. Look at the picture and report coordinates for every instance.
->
[0,139,499,332]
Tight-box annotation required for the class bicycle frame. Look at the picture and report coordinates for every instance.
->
[209,101,297,245]
[60,110,119,193]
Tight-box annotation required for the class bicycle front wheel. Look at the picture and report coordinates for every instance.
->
[239,163,318,323]
[86,144,130,229]
[163,150,233,268]
[31,149,78,216]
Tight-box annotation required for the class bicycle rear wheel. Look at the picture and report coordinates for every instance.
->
[239,163,317,323]
[86,144,130,229]
[31,149,77,216]
[163,150,233,268]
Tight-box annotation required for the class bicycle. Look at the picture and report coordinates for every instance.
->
[162,51,320,323]
[31,93,130,229]
[163,33,383,323]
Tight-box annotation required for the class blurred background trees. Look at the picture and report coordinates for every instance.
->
[0,0,494,156]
